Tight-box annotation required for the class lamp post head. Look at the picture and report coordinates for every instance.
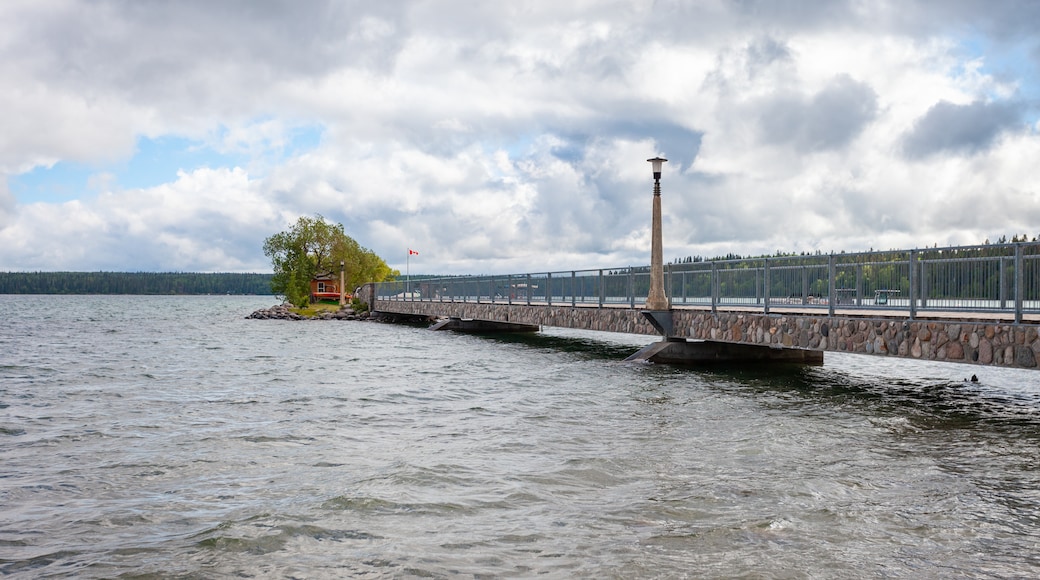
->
[340,260,345,272]
[647,157,667,180]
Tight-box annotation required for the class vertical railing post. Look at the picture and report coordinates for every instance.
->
[855,264,863,306]
[598,269,605,308]
[999,257,1008,310]
[682,270,688,304]
[526,273,532,306]
[801,265,809,305]
[828,253,836,317]
[711,261,718,314]
[757,268,765,305]
[666,263,673,308]
[920,259,928,310]
[909,250,918,320]
[629,267,635,309]
[763,258,771,314]
[571,271,576,307]
[507,274,512,305]
[547,272,552,306]
[1015,243,1024,323]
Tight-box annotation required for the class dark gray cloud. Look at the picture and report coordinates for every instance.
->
[0,177,13,228]
[902,100,1023,159]
[745,36,792,78]
[9,0,406,114]
[552,123,702,171]
[648,0,863,46]
[643,0,1022,52]
[758,75,878,152]
[2,1,1039,273]
[730,0,860,30]
[898,0,1040,39]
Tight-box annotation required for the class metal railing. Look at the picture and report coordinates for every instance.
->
[374,242,1040,323]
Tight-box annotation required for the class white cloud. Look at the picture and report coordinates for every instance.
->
[1,0,1038,274]
[0,167,284,271]
[0,176,15,229]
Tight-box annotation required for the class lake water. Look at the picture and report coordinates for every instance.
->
[2,295,1040,578]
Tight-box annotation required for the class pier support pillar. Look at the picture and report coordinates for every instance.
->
[625,339,824,366]
[641,310,674,337]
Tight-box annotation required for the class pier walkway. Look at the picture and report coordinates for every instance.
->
[366,242,1040,370]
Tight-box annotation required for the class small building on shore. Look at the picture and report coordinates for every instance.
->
[309,274,348,303]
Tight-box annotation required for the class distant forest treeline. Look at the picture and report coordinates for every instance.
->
[5,235,1037,295]
[0,272,274,295]
[669,234,1040,265]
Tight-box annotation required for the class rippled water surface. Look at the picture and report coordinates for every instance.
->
[3,295,1040,578]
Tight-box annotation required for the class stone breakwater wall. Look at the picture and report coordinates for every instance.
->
[373,299,1040,369]
[247,303,370,321]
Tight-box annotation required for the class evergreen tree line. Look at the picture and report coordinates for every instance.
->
[668,234,1040,265]
[0,272,274,295]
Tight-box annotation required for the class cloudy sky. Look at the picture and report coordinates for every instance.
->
[2,0,1039,275]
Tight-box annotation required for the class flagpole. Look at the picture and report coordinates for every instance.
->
[406,249,418,296]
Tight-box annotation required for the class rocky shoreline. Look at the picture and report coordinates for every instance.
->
[246,303,371,321]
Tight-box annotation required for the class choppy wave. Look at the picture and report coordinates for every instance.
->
[2,295,1040,578]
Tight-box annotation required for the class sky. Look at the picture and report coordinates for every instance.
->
[2,0,1039,275]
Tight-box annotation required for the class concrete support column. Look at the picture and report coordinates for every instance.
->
[646,157,669,311]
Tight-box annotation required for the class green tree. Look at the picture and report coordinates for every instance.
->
[263,215,397,307]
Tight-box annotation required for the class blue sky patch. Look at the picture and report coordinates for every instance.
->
[956,35,1040,121]
[10,126,324,204]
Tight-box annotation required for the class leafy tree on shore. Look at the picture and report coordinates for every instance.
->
[263,215,397,307]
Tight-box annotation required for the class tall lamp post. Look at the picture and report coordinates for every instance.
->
[339,260,346,307]
[645,156,669,311]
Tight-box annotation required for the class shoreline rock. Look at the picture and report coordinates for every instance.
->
[246,303,371,321]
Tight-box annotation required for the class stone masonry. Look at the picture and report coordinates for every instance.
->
[371,297,1040,370]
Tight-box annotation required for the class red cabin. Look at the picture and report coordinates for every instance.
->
[309,274,350,303]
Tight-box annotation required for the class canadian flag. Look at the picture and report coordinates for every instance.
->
[408,249,419,255]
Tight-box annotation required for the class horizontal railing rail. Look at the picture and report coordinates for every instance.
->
[373,242,1040,323]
